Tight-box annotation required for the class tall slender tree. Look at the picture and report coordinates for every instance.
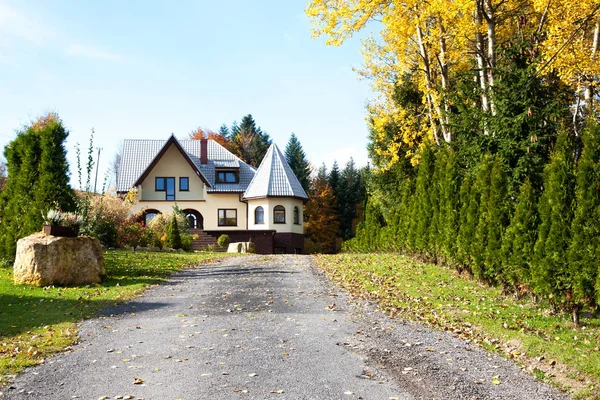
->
[532,130,576,315]
[284,133,311,192]
[0,113,76,260]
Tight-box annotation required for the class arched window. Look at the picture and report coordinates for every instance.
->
[273,205,286,224]
[141,209,161,226]
[255,206,264,224]
[293,206,300,225]
[182,209,204,230]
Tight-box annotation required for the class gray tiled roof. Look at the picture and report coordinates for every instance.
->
[117,137,256,193]
[243,144,308,200]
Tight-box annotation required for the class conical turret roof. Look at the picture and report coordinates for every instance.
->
[243,144,308,201]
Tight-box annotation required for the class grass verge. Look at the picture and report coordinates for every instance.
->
[313,253,600,399]
[0,250,230,384]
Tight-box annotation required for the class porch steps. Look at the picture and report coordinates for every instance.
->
[190,230,224,251]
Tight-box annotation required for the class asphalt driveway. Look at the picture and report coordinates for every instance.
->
[2,255,567,400]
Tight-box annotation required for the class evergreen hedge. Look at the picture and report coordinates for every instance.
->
[344,122,600,325]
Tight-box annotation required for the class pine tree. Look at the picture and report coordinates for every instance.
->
[0,114,76,260]
[568,121,600,323]
[532,130,576,314]
[284,133,311,192]
[501,178,537,298]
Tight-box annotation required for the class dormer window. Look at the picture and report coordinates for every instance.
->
[216,170,239,183]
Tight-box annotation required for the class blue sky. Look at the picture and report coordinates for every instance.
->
[0,0,372,189]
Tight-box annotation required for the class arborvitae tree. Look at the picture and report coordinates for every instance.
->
[501,178,537,298]
[471,156,493,280]
[0,114,76,260]
[0,158,6,192]
[165,213,182,249]
[532,130,576,315]
[439,148,461,263]
[284,133,311,192]
[427,148,444,258]
[328,161,340,196]
[484,157,509,283]
[350,199,384,252]
[568,121,600,323]
[458,174,480,274]
[413,145,435,253]
[396,177,414,250]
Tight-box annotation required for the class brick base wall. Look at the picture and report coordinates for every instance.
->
[204,230,275,254]
[273,233,304,254]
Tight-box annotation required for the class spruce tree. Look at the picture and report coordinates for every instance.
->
[337,159,364,240]
[532,130,575,314]
[568,120,600,322]
[230,114,272,166]
[284,133,311,192]
[327,161,340,197]
[218,124,230,138]
[0,114,76,260]
[501,178,537,297]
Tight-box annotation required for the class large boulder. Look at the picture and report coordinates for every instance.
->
[227,242,256,254]
[13,233,105,286]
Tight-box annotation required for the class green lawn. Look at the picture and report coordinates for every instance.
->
[313,253,600,399]
[0,250,230,384]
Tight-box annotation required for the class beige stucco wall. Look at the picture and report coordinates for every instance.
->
[247,198,304,234]
[131,191,248,231]
[139,144,204,202]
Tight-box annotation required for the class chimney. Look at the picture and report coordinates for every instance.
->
[200,139,208,164]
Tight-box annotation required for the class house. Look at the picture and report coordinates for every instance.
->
[116,134,308,254]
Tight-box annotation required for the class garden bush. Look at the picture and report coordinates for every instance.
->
[217,234,230,248]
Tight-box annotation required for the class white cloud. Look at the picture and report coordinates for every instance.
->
[0,3,53,45]
[66,44,123,61]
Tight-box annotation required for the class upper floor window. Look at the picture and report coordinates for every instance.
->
[155,177,175,200]
[216,170,239,183]
[255,206,264,224]
[179,177,189,191]
[273,205,285,224]
[218,209,237,226]
[293,206,300,225]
